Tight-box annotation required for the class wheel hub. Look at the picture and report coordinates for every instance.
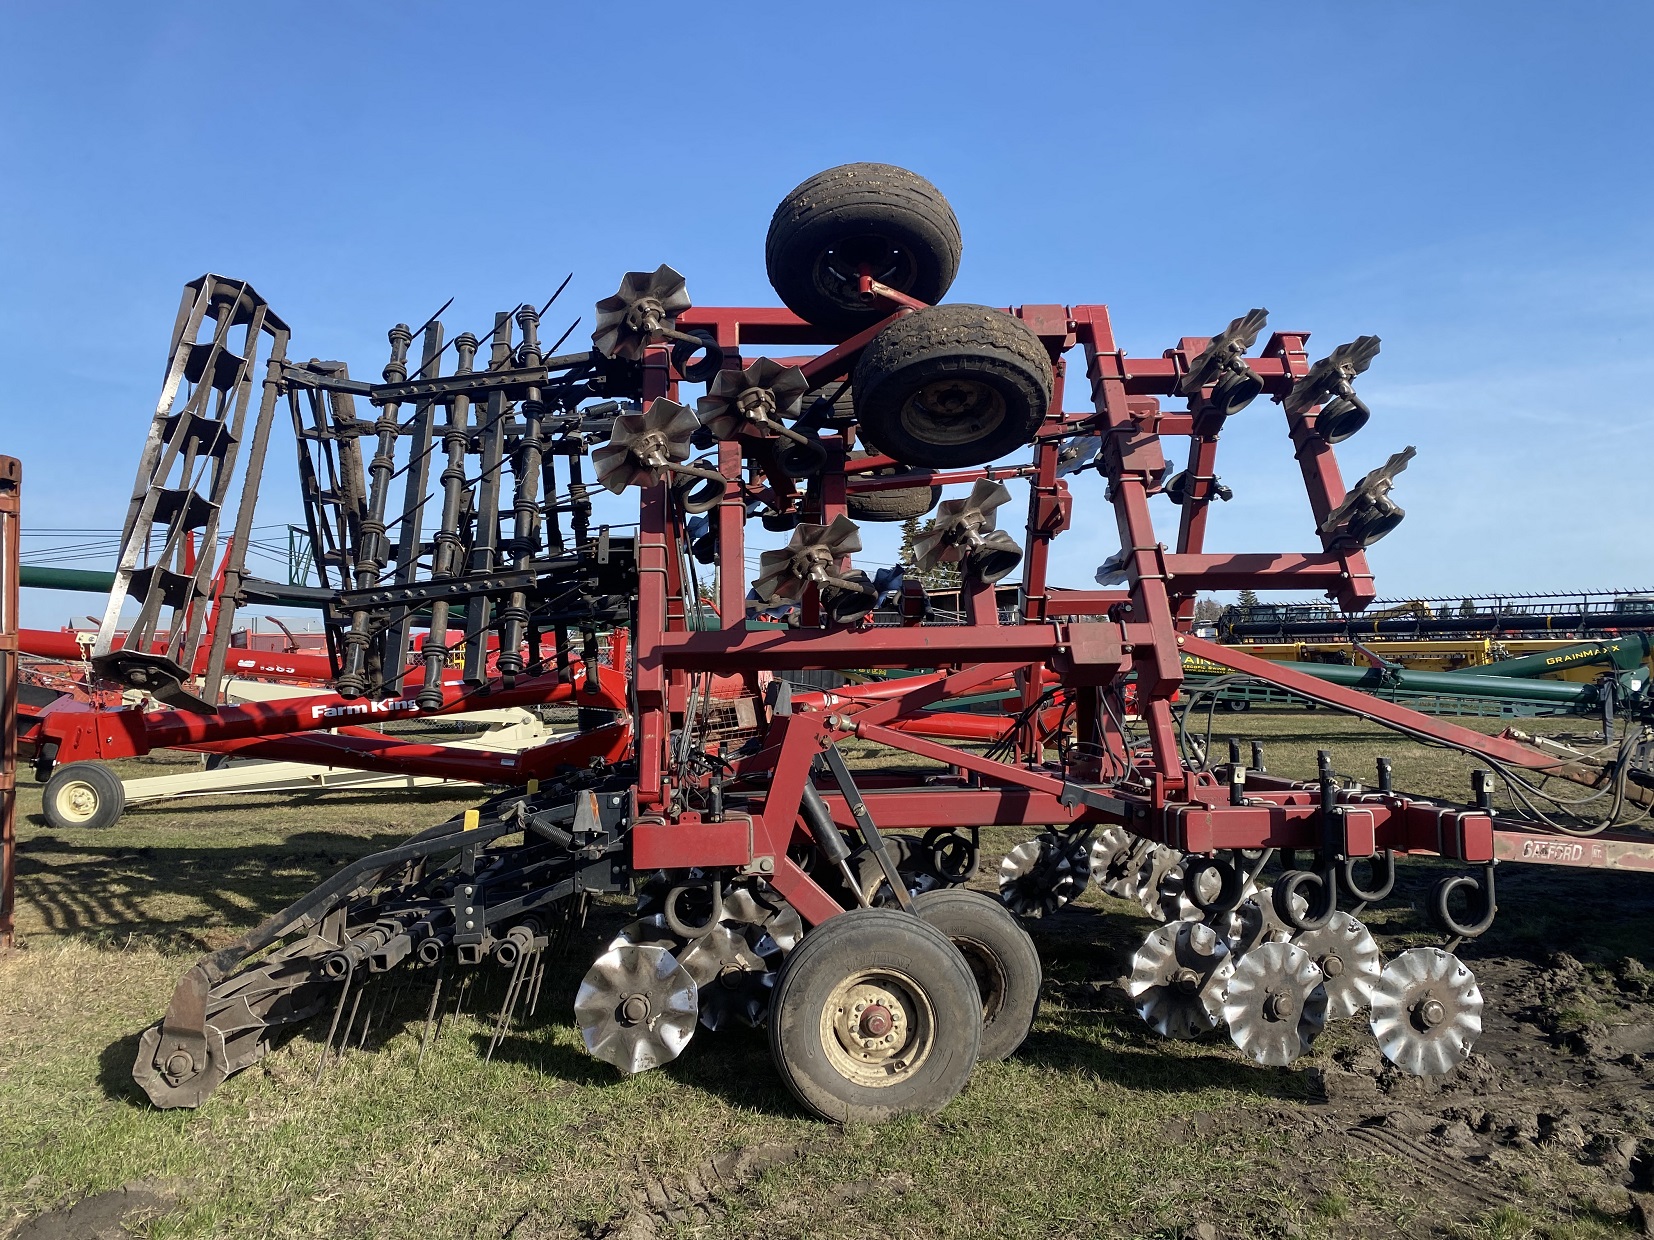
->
[818,234,914,308]
[1415,996,1446,1031]
[902,378,1006,445]
[623,298,666,333]
[840,985,907,1057]
[820,972,934,1087]
[859,1004,894,1038]
[619,993,650,1026]
[736,386,777,421]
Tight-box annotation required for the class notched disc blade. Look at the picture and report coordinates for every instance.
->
[1133,845,1184,922]
[1369,947,1482,1077]
[1291,913,1381,1021]
[677,925,772,1031]
[1102,838,1154,900]
[574,944,698,1075]
[1089,827,1134,892]
[608,914,677,954]
[1225,884,1301,957]
[1128,919,1234,1039]
[1221,941,1328,1067]
[997,834,1090,917]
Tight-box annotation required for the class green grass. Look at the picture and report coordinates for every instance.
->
[0,716,1645,1238]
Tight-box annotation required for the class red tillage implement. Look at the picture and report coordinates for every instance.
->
[104,164,1654,1119]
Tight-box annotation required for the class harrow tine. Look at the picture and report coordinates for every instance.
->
[417,964,447,1073]
[485,951,532,1063]
[359,975,392,1051]
[314,969,356,1082]
[526,954,547,1019]
[339,979,368,1057]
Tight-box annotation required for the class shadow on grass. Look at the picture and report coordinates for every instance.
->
[1015,1024,1285,1097]
[14,830,420,943]
[98,1027,153,1107]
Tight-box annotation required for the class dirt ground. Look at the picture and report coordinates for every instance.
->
[4,712,1654,1238]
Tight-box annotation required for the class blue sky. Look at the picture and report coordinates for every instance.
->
[4,2,1651,627]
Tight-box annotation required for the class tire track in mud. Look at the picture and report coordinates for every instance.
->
[586,1142,807,1239]
[1343,1121,1508,1211]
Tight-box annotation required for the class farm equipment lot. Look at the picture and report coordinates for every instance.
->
[4,714,1653,1240]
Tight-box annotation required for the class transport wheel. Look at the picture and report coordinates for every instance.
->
[766,163,962,336]
[43,760,126,830]
[769,907,981,1122]
[853,304,1053,469]
[912,888,1041,1060]
[844,451,943,523]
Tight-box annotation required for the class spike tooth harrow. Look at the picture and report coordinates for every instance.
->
[97,161,1654,1123]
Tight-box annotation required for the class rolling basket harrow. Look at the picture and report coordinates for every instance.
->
[51,162,1650,1123]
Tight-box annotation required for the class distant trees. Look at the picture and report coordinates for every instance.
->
[899,515,960,590]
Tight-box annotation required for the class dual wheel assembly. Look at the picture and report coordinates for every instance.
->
[576,885,1040,1122]
[765,163,1054,471]
[769,892,1040,1122]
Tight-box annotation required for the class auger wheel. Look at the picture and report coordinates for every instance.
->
[768,908,981,1123]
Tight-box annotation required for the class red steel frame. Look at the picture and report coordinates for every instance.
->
[623,298,1628,927]
[1,457,19,950]
[17,294,1634,898]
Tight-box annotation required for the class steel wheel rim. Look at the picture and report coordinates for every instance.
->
[56,780,101,824]
[820,967,935,1088]
[950,935,1009,1026]
[815,233,918,311]
[899,377,1007,446]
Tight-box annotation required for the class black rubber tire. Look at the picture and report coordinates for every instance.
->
[912,888,1041,1061]
[766,163,962,336]
[42,760,126,830]
[769,907,981,1123]
[853,304,1053,469]
[844,450,942,523]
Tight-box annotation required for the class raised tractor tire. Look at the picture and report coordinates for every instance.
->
[769,907,982,1122]
[912,888,1042,1060]
[852,304,1053,469]
[844,450,942,523]
[766,163,962,336]
[42,760,127,830]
